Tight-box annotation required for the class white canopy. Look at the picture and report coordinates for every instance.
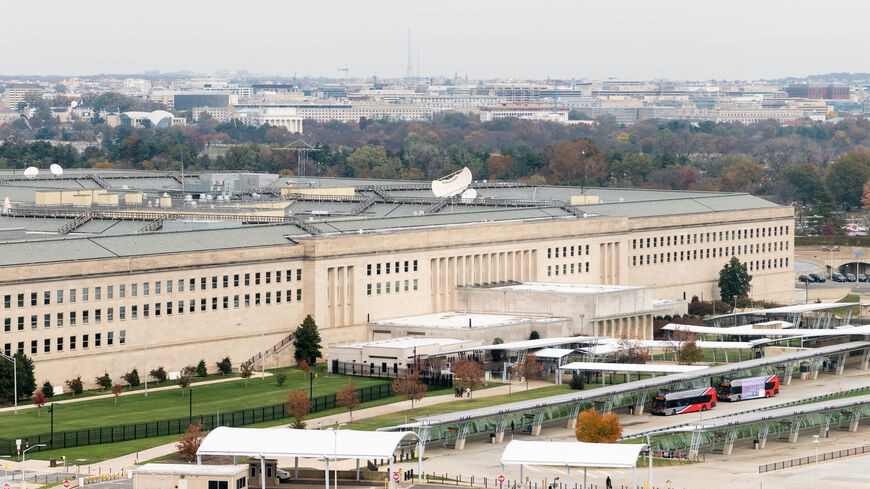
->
[534,348,576,359]
[559,362,707,373]
[501,440,645,469]
[710,302,860,319]
[197,427,421,459]
[663,323,870,337]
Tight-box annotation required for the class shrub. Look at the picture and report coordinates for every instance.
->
[66,376,83,396]
[150,366,167,384]
[216,357,232,375]
[196,360,208,377]
[122,368,141,387]
[569,372,585,390]
[41,381,54,398]
[95,373,112,391]
[274,372,287,387]
[528,331,540,340]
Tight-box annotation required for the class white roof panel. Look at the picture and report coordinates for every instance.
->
[500,440,644,468]
[132,464,244,477]
[560,362,708,374]
[710,302,860,319]
[663,323,870,337]
[438,336,601,355]
[534,348,576,359]
[492,282,647,295]
[197,427,420,459]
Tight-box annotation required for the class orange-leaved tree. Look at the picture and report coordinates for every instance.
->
[392,368,428,409]
[336,381,360,423]
[112,383,123,405]
[176,423,205,461]
[33,391,45,417]
[287,389,312,429]
[511,353,543,390]
[451,359,484,399]
[575,408,622,443]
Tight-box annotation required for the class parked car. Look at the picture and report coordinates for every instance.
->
[799,275,811,283]
[277,469,291,481]
[859,274,868,282]
[809,273,826,283]
[847,273,857,282]
[832,273,847,282]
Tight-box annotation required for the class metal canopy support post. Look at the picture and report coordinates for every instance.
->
[789,418,801,443]
[495,415,509,443]
[261,456,266,489]
[835,353,847,375]
[723,428,738,455]
[688,430,703,459]
[824,312,833,329]
[582,467,586,489]
[325,458,330,489]
[820,413,832,438]
[295,457,299,479]
[388,456,394,489]
[567,403,583,429]
[634,391,648,416]
[783,361,796,385]
[849,410,862,432]
[809,357,822,380]
[757,423,770,449]
[530,408,546,436]
[356,459,360,481]
[861,348,870,370]
[417,440,424,483]
[455,421,471,450]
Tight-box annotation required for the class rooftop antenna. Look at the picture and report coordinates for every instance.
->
[275,139,320,176]
[431,167,472,198]
[49,164,64,177]
[338,65,349,84]
[405,28,414,81]
[23,166,38,179]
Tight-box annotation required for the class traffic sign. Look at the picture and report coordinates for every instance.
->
[5,483,12,489]
[63,481,70,488]
[497,475,505,483]
[392,472,400,481]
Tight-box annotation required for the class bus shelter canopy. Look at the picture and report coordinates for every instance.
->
[500,440,644,469]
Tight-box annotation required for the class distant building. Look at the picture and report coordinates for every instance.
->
[120,110,185,128]
[786,85,849,100]
[3,84,43,109]
[479,104,570,123]
[237,106,303,133]
[174,93,230,111]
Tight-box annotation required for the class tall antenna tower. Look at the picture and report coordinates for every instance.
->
[405,28,414,80]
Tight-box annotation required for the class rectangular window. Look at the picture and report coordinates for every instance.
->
[297,289,302,301]
[223,275,229,288]
[178,300,184,314]
[386,281,391,293]
[234,295,240,307]
[70,336,76,350]
[94,309,101,323]
[82,288,89,301]
[367,284,372,296]
[190,278,196,290]
[255,293,261,306]
[83,334,88,348]
[107,285,113,299]
[376,263,381,275]
[95,287,101,300]
[376,283,381,295]
[286,290,292,302]
[143,283,149,296]
[199,277,206,290]
[82,310,89,324]
[120,330,125,344]
[144,304,149,318]
[131,306,137,319]
[286,270,292,281]
[404,280,409,291]
[166,280,172,293]
[32,340,37,355]
[119,306,126,320]
[120,284,126,298]
[201,298,207,311]
[44,339,51,353]
[155,282,160,295]
[234,274,239,287]
[17,316,23,330]
[56,313,63,327]
[179,279,184,292]
[3,318,9,332]
[57,290,64,304]
[265,292,271,305]
[108,307,114,321]
[57,337,63,351]
[189,299,195,313]
[244,273,250,286]
[276,270,281,283]
[297,269,302,281]
[212,276,218,289]
[167,302,173,315]
[412,279,418,291]
[17,293,23,307]
[155,303,161,316]
[275,290,281,303]
[95,333,101,347]
[255,273,261,285]
[69,289,76,303]
[30,315,37,329]
[212,297,218,310]
[265,272,271,284]
[386,262,391,274]
[131,284,137,297]
[245,294,250,307]
[30,292,37,307]
[108,331,113,346]
[3,295,9,308]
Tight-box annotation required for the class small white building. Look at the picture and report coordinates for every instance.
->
[131,464,247,489]
[479,104,570,123]
[238,107,303,133]
[328,336,481,375]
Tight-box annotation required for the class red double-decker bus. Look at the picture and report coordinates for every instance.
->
[716,374,779,402]
[650,387,717,415]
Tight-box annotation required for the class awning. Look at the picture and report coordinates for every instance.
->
[197,427,421,459]
[500,440,644,469]
[559,362,708,374]
[534,348,576,359]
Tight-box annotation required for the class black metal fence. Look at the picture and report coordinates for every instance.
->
[0,373,451,456]
[332,360,455,384]
[759,444,870,473]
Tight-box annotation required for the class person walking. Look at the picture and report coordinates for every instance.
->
[605,476,612,489]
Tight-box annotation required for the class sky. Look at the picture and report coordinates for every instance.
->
[4,0,870,81]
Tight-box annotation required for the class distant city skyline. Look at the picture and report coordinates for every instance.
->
[5,0,870,81]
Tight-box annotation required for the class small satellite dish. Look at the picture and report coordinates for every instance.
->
[50,164,63,176]
[70,101,78,109]
[23,167,38,179]
[460,188,478,200]
[431,167,472,198]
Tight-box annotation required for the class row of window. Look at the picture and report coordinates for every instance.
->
[547,262,591,276]
[631,225,790,250]
[366,279,419,295]
[2,289,304,333]
[4,330,125,356]
[632,243,789,266]
[2,270,303,309]
[546,245,591,259]
[366,260,419,276]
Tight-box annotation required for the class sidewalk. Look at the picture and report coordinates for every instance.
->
[8,379,553,475]
[0,373,272,414]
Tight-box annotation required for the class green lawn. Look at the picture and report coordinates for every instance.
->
[0,365,389,438]
[344,384,572,431]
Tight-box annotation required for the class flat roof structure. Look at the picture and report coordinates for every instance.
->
[663,323,870,337]
[437,336,601,355]
[491,282,647,295]
[338,337,469,349]
[369,312,564,330]
[560,362,708,374]
[710,302,860,320]
[132,464,244,477]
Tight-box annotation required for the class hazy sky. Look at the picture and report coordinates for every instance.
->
[4,0,869,80]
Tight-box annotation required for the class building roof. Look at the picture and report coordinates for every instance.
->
[559,362,708,374]
[369,312,564,330]
[132,464,244,477]
[337,337,471,350]
[490,282,647,295]
[500,440,644,469]
[197,427,420,459]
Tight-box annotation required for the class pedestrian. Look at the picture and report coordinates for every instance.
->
[466,387,471,398]
[511,420,515,433]
[605,476,612,489]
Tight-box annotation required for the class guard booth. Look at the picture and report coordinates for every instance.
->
[248,459,279,489]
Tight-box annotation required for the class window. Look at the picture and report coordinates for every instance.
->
[297,269,302,281]
[413,279,418,291]
[43,314,50,328]
[244,294,250,307]
[56,290,63,304]
[17,317,23,330]
[57,337,63,351]
[3,318,8,332]
[404,280,409,292]
[131,284,137,297]
[31,292,37,307]
[386,262,391,274]
[155,282,161,295]
[412,260,418,272]
[70,336,76,350]
[119,306,126,320]
[30,315,37,329]
[95,309,101,323]
[120,284,126,298]
[208,481,229,489]
[95,287,101,300]
[190,278,196,290]
[43,340,50,354]
[56,313,63,327]
[82,310,89,324]
[212,276,218,289]
[234,295,240,307]
[255,273,261,285]
[367,284,372,296]
[255,293,261,306]
[376,283,381,295]
[167,302,173,315]
[119,330,125,344]
[82,288,89,301]
[244,273,250,286]
[265,292,271,305]
[212,297,218,310]
[3,295,9,308]
[286,270,292,281]
[276,270,281,283]
[286,290,292,302]
[386,282,391,293]
[404,261,409,272]
[83,334,89,348]
[178,300,184,314]
[376,263,381,275]
[155,303,161,316]
[297,289,302,301]
[189,299,195,313]
[143,283,149,296]
[266,272,271,284]
[95,333,101,347]
[108,331,114,346]
[234,274,240,287]
[131,306,137,319]
[108,308,113,321]
[18,294,24,307]
[166,280,172,293]
[31,340,37,355]
[275,290,281,303]
[107,285,113,299]
[236,477,247,489]
[201,298,207,311]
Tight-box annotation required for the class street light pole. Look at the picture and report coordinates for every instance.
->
[49,404,55,448]
[822,245,839,279]
[0,352,17,414]
[309,372,314,401]
[21,443,46,488]
[334,423,347,489]
[645,434,653,489]
[813,434,820,489]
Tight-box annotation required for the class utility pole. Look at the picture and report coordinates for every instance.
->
[274,139,320,177]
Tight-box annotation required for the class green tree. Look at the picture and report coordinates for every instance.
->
[41,381,54,398]
[569,372,585,390]
[825,151,870,208]
[777,163,825,204]
[150,366,167,384]
[122,368,141,387]
[608,152,653,185]
[718,256,752,304]
[0,353,36,401]
[65,376,83,396]
[96,373,112,391]
[293,315,323,365]
[491,338,505,362]
[216,357,233,375]
[196,360,208,377]
[678,340,704,365]
[346,145,404,179]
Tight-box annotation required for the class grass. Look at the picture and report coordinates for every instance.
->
[341,385,572,431]
[0,364,390,438]
[832,294,861,316]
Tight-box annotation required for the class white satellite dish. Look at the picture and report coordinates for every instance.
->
[49,164,63,176]
[460,188,478,200]
[70,101,78,109]
[23,167,38,179]
[431,167,472,198]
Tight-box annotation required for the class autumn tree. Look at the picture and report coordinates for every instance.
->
[392,369,428,409]
[287,389,312,429]
[298,359,310,373]
[33,390,45,417]
[862,180,870,208]
[678,340,704,365]
[240,362,254,387]
[177,365,196,396]
[336,382,360,423]
[486,154,514,180]
[542,138,606,189]
[450,359,484,399]
[511,353,543,391]
[575,408,622,443]
[150,366,167,384]
[616,333,650,364]
[176,423,205,461]
[112,383,123,405]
